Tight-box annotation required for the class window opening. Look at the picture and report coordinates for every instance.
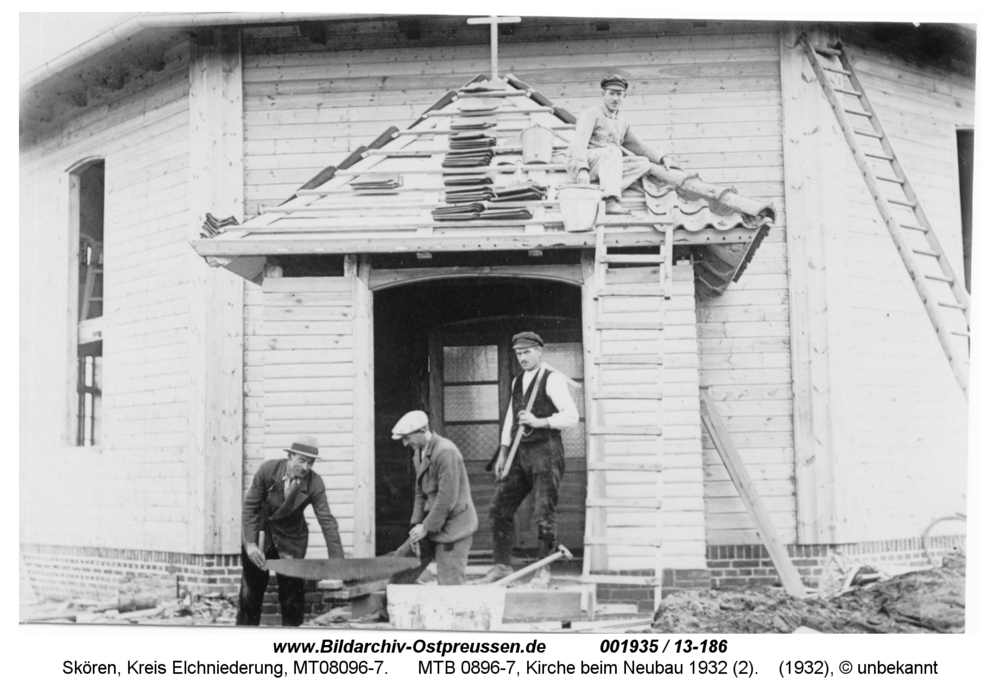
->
[72,160,104,446]
[956,128,973,294]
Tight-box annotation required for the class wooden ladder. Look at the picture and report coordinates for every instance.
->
[799,35,970,399]
[582,222,672,611]
[80,237,104,321]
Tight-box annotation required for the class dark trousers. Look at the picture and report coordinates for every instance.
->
[489,434,565,566]
[235,545,306,627]
[391,533,474,585]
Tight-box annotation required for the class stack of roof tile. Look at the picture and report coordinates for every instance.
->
[494,182,547,202]
[201,213,239,238]
[349,174,401,191]
[444,185,496,203]
[431,202,487,221]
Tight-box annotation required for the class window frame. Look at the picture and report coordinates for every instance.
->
[66,157,105,447]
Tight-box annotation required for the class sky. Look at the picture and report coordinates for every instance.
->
[20,12,139,77]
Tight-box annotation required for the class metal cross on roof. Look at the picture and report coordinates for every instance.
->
[467,15,521,83]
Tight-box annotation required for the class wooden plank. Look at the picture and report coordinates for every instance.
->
[587,461,662,472]
[352,256,375,557]
[580,253,606,572]
[502,590,586,622]
[187,28,245,554]
[581,574,658,585]
[589,426,661,436]
[587,498,661,509]
[595,320,666,330]
[700,387,805,597]
[368,263,584,290]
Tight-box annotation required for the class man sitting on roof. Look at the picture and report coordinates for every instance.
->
[568,74,682,215]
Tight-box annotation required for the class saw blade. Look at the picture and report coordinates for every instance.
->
[264,557,421,582]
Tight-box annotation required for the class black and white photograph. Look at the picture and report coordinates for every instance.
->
[18,7,985,672]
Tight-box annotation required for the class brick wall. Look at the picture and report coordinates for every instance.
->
[706,535,965,589]
[595,569,712,613]
[21,545,243,601]
[593,535,964,611]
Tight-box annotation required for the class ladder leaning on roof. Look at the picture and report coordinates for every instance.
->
[798,34,971,399]
[581,221,673,611]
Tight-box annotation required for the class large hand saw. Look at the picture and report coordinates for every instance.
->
[264,557,421,582]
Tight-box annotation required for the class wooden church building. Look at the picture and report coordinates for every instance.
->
[20,14,973,605]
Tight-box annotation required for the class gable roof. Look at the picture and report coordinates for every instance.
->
[192,72,774,297]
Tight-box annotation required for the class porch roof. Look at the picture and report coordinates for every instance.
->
[191,73,774,297]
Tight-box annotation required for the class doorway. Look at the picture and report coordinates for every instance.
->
[371,277,584,559]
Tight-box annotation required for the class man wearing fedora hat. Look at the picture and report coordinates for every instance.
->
[237,435,344,626]
[568,73,682,215]
[478,332,579,585]
[389,410,478,585]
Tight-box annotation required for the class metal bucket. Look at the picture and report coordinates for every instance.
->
[387,584,506,631]
[558,184,603,232]
[520,125,554,165]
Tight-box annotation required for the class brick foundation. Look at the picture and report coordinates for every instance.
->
[24,534,966,614]
[706,535,966,589]
[258,582,331,626]
[593,535,965,611]
[594,569,712,613]
[20,544,244,601]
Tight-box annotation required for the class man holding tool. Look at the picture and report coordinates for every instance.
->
[390,410,478,585]
[568,74,682,215]
[237,435,344,626]
[477,332,580,586]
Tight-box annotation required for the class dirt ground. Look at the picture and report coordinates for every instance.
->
[22,552,965,632]
[652,552,965,634]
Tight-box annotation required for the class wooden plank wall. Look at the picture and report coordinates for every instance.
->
[240,21,793,548]
[593,263,706,571]
[825,38,972,541]
[19,42,195,551]
[256,276,359,558]
[241,20,786,216]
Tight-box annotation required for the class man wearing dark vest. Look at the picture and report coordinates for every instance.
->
[478,332,580,585]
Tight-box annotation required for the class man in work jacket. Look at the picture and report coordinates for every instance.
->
[568,73,682,215]
[390,410,478,585]
[237,435,344,626]
[478,332,580,586]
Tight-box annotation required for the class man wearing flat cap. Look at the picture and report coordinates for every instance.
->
[237,435,344,626]
[478,332,580,585]
[390,410,478,585]
[568,74,681,215]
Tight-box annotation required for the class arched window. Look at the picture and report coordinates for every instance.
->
[69,159,104,446]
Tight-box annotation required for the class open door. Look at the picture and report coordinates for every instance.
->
[429,316,586,557]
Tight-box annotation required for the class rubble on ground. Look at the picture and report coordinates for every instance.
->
[653,552,965,634]
[21,592,238,626]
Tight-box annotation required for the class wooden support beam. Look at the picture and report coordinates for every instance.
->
[187,27,245,555]
[700,387,806,598]
[351,256,375,557]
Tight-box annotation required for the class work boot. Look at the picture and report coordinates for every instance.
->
[529,565,551,588]
[474,564,514,585]
[604,198,631,215]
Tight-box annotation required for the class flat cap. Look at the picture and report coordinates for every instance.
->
[511,331,544,349]
[392,410,429,440]
[600,74,629,90]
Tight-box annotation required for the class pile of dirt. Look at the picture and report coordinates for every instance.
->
[653,553,965,634]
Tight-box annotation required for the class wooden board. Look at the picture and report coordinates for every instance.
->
[700,387,805,597]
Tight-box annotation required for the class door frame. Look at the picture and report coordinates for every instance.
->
[429,314,587,555]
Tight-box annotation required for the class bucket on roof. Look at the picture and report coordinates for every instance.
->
[557,184,602,232]
[520,125,554,165]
